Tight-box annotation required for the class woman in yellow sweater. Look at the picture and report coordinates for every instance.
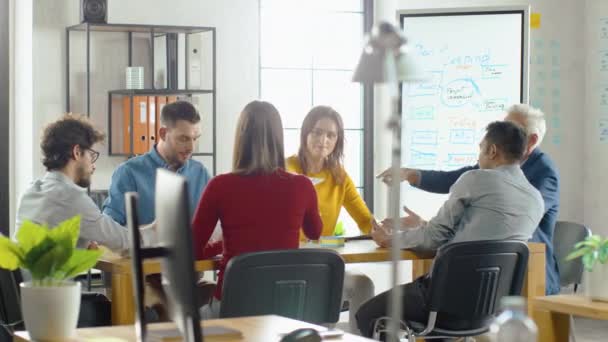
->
[287,105,374,334]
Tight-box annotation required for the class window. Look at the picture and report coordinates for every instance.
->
[259,0,372,235]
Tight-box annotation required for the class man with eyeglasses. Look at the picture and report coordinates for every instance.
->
[15,114,154,252]
[103,100,211,226]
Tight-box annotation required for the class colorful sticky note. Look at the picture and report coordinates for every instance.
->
[531,13,541,29]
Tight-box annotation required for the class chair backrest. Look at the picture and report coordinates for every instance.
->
[220,249,344,324]
[427,240,529,330]
[553,221,592,287]
[0,269,24,338]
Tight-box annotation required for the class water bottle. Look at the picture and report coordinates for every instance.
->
[489,296,538,342]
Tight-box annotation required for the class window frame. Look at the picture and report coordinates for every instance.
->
[257,0,374,211]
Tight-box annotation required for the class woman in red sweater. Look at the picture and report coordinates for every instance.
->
[191,100,323,318]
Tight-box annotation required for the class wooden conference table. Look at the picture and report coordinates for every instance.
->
[95,240,546,325]
[531,294,608,342]
[13,314,375,342]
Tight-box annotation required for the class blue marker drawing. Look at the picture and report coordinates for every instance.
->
[408,70,443,97]
[408,106,435,120]
[448,50,491,66]
[531,99,544,109]
[537,71,546,81]
[601,18,608,40]
[552,135,562,145]
[441,78,481,108]
[449,129,476,144]
[409,149,437,168]
[599,119,608,142]
[479,98,508,112]
[536,55,545,65]
[411,130,438,145]
[446,153,477,167]
[481,64,508,79]
[414,43,433,57]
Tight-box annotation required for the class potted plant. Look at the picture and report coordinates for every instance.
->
[566,234,608,301]
[0,216,102,340]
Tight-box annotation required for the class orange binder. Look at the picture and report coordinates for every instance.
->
[122,96,149,154]
[147,96,157,149]
[166,95,178,104]
[155,96,167,143]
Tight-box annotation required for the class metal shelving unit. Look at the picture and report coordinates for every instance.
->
[66,22,217,174]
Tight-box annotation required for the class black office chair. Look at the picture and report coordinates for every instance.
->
[220,249,345,324]
[0,269,24,342]
[386,240,529,342]
[554,221,592,292]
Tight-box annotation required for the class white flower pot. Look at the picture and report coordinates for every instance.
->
[584,262,608,302]
[20,281,81,340]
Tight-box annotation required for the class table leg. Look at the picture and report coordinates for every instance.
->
[412,259,433,279]
[523,250,546,313]
[111,272,135,325]
[532,308,569,342]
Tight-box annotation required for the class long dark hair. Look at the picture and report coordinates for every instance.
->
[233,101,285,175]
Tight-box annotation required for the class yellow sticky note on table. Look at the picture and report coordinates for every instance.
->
[531,13,541,29]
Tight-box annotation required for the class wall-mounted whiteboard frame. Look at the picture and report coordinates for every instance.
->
[398,5,530,104]
[394,6,531,219]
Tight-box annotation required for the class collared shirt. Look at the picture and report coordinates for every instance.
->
[402,164,544,251]
[103,146,211,225]
[15,171,131,252]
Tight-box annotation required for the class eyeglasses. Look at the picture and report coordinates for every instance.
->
[87,148,100,163]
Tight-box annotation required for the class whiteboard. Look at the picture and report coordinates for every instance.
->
[398,7,530,218]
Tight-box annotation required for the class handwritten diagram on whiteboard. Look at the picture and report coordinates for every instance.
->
[399,9,527,218]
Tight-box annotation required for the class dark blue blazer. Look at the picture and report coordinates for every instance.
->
[416,148,561,295]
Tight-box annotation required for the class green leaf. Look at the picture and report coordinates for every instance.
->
[333,221,344,236]
[0,235,24,270]
[565,247,592,261]
[16,221,49,254]
[56,249,103,280]
[582,252,597,272]
[48,216,81,248]
[574,239,601,250]
[599,239,608,264]
[24,236,72,281]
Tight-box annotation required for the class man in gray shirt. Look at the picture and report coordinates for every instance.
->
[356,121,543,337]
[15,114,154,252]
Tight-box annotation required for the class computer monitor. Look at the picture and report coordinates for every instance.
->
[155,169,203,342]
[125,192,148,341]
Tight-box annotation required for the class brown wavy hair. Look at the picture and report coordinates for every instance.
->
[41,114,105,171]
[233,101,285,175]
[298,106,345,184]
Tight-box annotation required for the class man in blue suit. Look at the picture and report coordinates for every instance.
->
[378,104,560,295]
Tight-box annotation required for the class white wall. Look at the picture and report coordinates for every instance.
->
[12,0,33,235]
[22,0,258,195]
[584,0,608,236]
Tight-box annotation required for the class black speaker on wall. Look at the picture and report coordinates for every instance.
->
[81,0,107,24]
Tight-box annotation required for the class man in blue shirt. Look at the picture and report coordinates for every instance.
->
[377,104,561,295]
[103,100,211,226]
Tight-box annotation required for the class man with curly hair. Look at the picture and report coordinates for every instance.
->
[15,114,154,252]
